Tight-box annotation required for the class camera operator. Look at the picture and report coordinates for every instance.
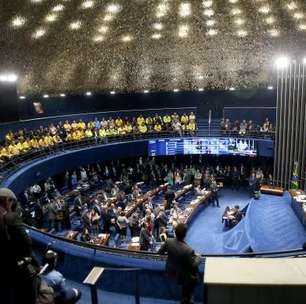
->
[0,187,40,304]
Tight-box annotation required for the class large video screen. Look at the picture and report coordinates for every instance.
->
[148,138,257,157]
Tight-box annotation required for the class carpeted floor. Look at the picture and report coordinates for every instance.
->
[186,188,306,254]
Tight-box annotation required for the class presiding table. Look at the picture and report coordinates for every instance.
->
[260,185,284,196]
[290,189,306,228]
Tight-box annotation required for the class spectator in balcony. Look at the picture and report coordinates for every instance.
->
[239,120,247,135]
[43,250,81,304]
[173,120,182,136]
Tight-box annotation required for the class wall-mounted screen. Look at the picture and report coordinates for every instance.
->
[148,138,257,157]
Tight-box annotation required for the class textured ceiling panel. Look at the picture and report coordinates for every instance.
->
[0,0,306,95]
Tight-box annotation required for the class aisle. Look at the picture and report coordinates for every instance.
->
[185,188,251,254]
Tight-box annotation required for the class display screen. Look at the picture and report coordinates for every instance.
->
[148,138,257,157]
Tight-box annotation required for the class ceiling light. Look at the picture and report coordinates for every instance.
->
[207,29,218,36]
[152,33,162,39]
[69,21,82,30]
[144,90,149,93]
[103,14,114,22]
[203,9,214,17]
[178,24,189,37]
[31,0,43,2]
[45,14,58,23]
[265,16,275,24]
[303,58,306,64]
[234,18,245,25]
[197,75,204,79]
[52,4,65,12]
[267,86,273,90]
[85,91,92,96]
[60,93,66,97]
[206,19,216,26]
[93,35,104,42]
[156,3,169,18]
[287,2,298,10]
[110,91,116,95]
[229,0,238,3]
[173,89,179,92]
[32,28,46,39]
[43,94,49,98]
[106,3,121,14]
[298,24,306,30]
[153,23,163,30]
[98,25,108,33]
[122,35,133,42]
[231,8,241,15]
[268,29,280,37]
[229,87,235,91]
[19,96,26,99]
[275,56,290,69]
[81,1,95,9]
[258,6,270,14]
[203,1,213,8]
[237,30,247,37]
[12,16,26,28]
[179,2,192,17]
[0,74,18,82]
[198,88,204,91]
[293,12,304,19]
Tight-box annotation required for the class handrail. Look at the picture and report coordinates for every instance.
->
[27,225,306,259]
[83,266,141,304]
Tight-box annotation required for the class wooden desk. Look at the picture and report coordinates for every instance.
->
[90,233,110,246]
[260,185,284,196]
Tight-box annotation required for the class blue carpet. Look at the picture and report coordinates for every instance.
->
[245,192,306,252]
[67,280,201,304]
[186,188,252,254]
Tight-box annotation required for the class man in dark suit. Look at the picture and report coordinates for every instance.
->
[0,188,39,304]
[158,223,199,304]
[164,187,175,210]
[139,222,151,251]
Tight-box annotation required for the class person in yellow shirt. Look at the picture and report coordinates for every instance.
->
[21,139,30,152]
[145,116,153,126]
[78,120,86,130]
[87,121,94,129]
[5,131,14,143]
[180,114,189,125]
[30,137,39,149]
[137,115,145,126]
[99,128,107,139]
[71,120,78,130]
[163,115,171,124]
[125,123,133,134]
[53,135,62,145]
[138,123,148,134]
[85,128,93,138]
[154,123,162,133]
[64,120,72,133]
[66,132,73,141]
[0,146,9,161]
[187,122,196,133]
[115,117,123,128]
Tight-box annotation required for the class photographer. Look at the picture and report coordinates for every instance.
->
[0,187,40,304]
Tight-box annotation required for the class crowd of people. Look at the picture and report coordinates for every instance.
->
[20,157,271,251]
[222,205,244,228]
[0,112,197,163]
[220,117,274,136]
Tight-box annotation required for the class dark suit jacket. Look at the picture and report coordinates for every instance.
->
[158,238,198,285]
[139,227,151,250]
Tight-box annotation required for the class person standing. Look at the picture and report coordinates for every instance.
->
[158,223,199,304]
[0,188,39,304]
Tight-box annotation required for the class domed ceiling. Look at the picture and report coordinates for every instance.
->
[1,0,306,96]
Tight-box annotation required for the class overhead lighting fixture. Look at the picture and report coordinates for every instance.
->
[267,86,274,90]
[85,91,92,96]
[45,14,58,23]
[156,3,169,18]
[152,33,162,39]
[110,91,116,95]
[203,9,214,17]
[153,23,163,30]
[81,0,95,9]
[52,4,65,12]
[98,25,108,33]
[237,30,247,37]
[178,24,189,37]
[198,88,204,92]
[31,0,43,2]
[19,96,26,99]
[43,94,49,98]
[258,5,270,14]
[173,88,179,92]
[0,73,18,82]
[229,87,236,91]
[106,3,121,14]
[207,28,218,36]
[93,35,104,42]
[11,16,26,28]
[268,28,280,37]
[298,24,306,30]
[32,28,46,39]
[275,56,290,69]
[265,16,275,24]
[197,75,204,80]
[303,58,306,64]
[234,18,245,25]
[179,2,192,17]
[203,1,213,8]
[287,2,298,10]
[121,35,133,42]
[144,90,149,94]
[103,14,114,22]
[229,0,238,3]
[293,12,304,19]
[231,8,241,15]
[69,21,82,30]
[60,93,66,97]
[206,19,216,27]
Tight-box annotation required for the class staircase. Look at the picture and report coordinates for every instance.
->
[196,118,221,137]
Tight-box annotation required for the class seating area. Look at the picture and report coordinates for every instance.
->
[0,112,196,165]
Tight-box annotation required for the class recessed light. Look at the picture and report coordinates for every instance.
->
[198,88,204,91]
[144,90,149,93]
[43,94,49,98]
[69,21,82,30]
[275,56,290,69]
[19,96,26,99]
[110,91,116,95]
[152,33,162,39]
[106,3,121,14]
[267,86,274,90]
[229,87,236,91]
[60,93,66,97]
[12,16,26,28]
[0,73,18,82]
[85,91,92,96]
[173,88,179,92]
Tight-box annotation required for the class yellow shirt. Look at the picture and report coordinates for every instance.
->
[146,117,153,125]
[137,116,145,125]
[64,123,72,132]
[163,115,171,123]
[99,128,107,138]
[115,118,123,127]
[154,124,162,132]
[181,115,188,124]
[85,129,93,138]
[139,125,148,134]
[78,122,86,130]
